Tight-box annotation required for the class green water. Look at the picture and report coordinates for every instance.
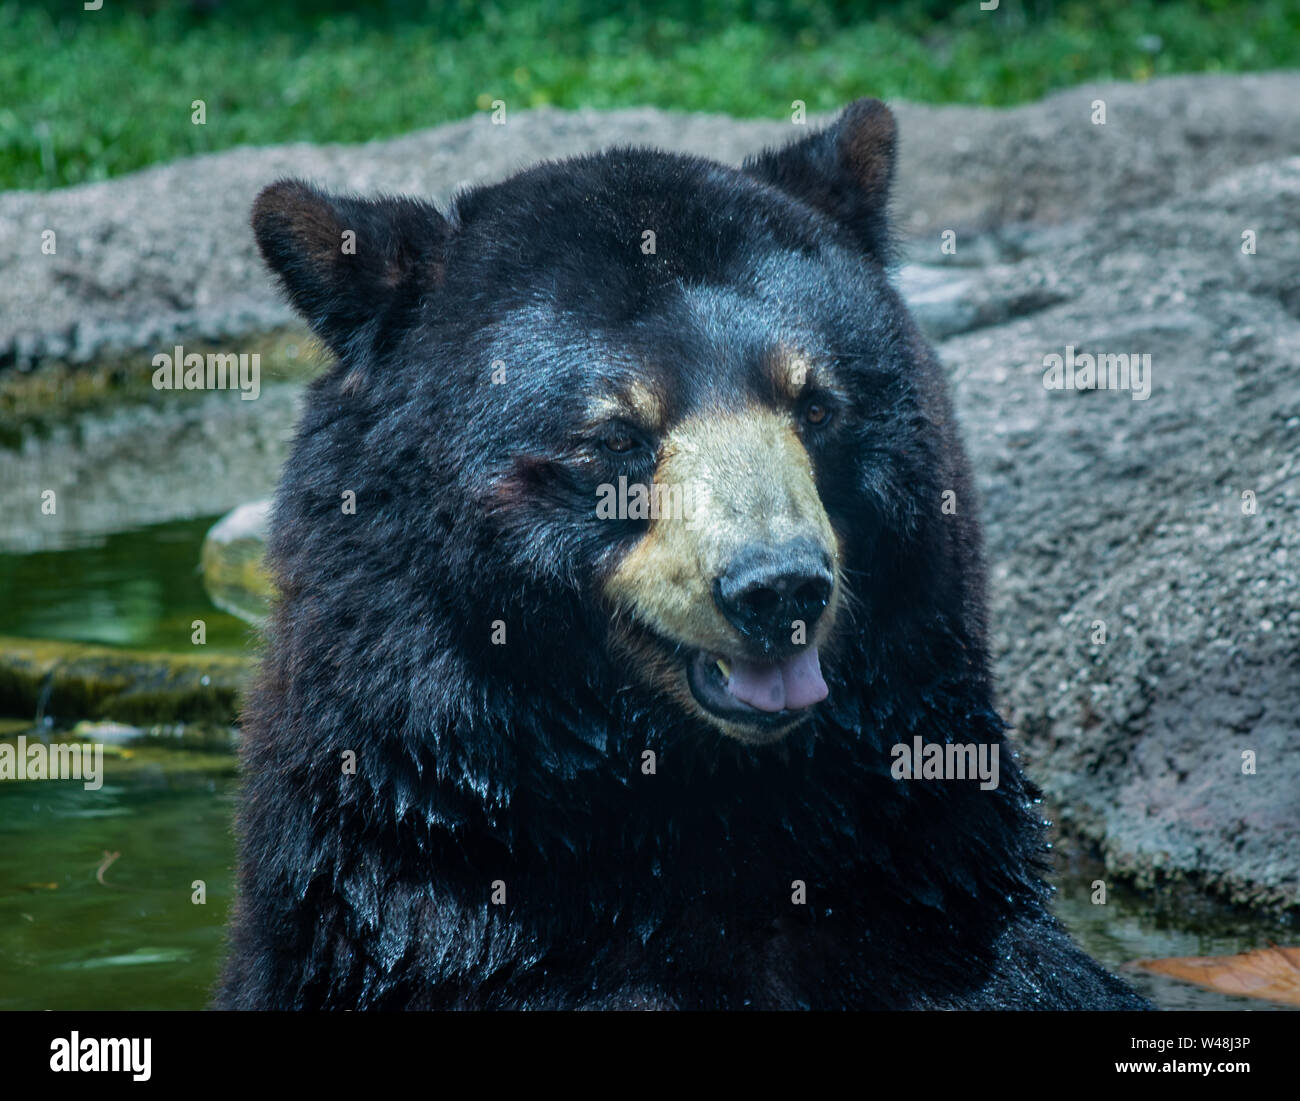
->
[1,736,1292,1010]
[1051,853,1297,1011]
[0,519,1294,1010]
[0,732,1294,1010]
[0,741,237,1010]
[0,515,252,653]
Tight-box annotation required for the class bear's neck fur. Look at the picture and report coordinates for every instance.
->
[232,562,1052,1007]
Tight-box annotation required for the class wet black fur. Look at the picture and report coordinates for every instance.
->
[215,102,1149,1010]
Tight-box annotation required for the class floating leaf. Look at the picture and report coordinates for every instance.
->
[1135,946,1300,1005]
[95,849,120,886]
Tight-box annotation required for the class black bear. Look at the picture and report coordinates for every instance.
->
[216,99,1149,1010]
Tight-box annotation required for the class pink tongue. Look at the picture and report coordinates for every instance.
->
[726,646,828,713]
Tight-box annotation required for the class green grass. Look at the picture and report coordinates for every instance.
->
[1,0,1296,191]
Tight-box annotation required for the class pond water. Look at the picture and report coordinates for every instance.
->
[0,519,1293,1010]
[0,740,236,1010]
[0,516,251,653]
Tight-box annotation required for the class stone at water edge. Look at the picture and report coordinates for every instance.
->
[200,501,273,625]
[0,637,247,725]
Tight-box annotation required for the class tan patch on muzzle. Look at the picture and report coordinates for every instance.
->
[603,407,840,662]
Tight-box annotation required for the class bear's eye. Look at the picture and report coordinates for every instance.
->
[601,430,648,455]
[594,421,656,461]
[803,401,832,427]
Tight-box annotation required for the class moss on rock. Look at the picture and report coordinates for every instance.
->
[0,637,251,725]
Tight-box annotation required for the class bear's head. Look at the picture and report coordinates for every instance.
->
[253,99,982,751]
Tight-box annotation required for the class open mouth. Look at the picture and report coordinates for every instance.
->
[684,646,829,731]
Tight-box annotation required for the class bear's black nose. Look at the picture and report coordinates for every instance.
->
[713,539,834,649]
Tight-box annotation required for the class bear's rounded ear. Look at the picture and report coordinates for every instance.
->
[251,179,449,358]
[743,98,897,260]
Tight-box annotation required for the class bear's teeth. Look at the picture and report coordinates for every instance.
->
[715,657,731,679]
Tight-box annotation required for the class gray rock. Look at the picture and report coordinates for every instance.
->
[0,382,303,554]
[200,500,273,625]
[3,73,1299,367]
[945,158,1300,910]
[896,265,980,339]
